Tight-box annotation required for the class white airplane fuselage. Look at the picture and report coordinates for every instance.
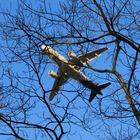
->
[44,46,90,82]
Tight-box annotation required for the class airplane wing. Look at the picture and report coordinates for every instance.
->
[78,47,108,64]
[49,69,68,101]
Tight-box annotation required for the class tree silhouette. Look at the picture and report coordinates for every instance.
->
[0,0,140,139]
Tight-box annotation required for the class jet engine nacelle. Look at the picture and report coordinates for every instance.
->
[68,52,84,68]
[49,70,58,78]
[68,52,77,59]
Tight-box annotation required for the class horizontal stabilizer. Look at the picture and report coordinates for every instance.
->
[97,82,111,90]
[89,82,111,103]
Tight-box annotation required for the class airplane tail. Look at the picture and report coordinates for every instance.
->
[89,82,111,103]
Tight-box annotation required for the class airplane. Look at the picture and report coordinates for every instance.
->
[41,45,111,102]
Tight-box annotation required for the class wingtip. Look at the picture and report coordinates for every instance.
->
[103,46,108,50]
[97,46,108,53]
[49,95,54,101]
[49,91,57,101]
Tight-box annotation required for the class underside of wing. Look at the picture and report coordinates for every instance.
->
[49,70,68,101]
[78,47,108,64]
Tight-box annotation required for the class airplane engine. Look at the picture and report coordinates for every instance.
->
[68,52,83,67]
[68,52,77,59]
[49,70,58,78]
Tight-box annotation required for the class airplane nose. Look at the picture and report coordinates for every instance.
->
[68,52,71,57]
[41,45,46,50]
